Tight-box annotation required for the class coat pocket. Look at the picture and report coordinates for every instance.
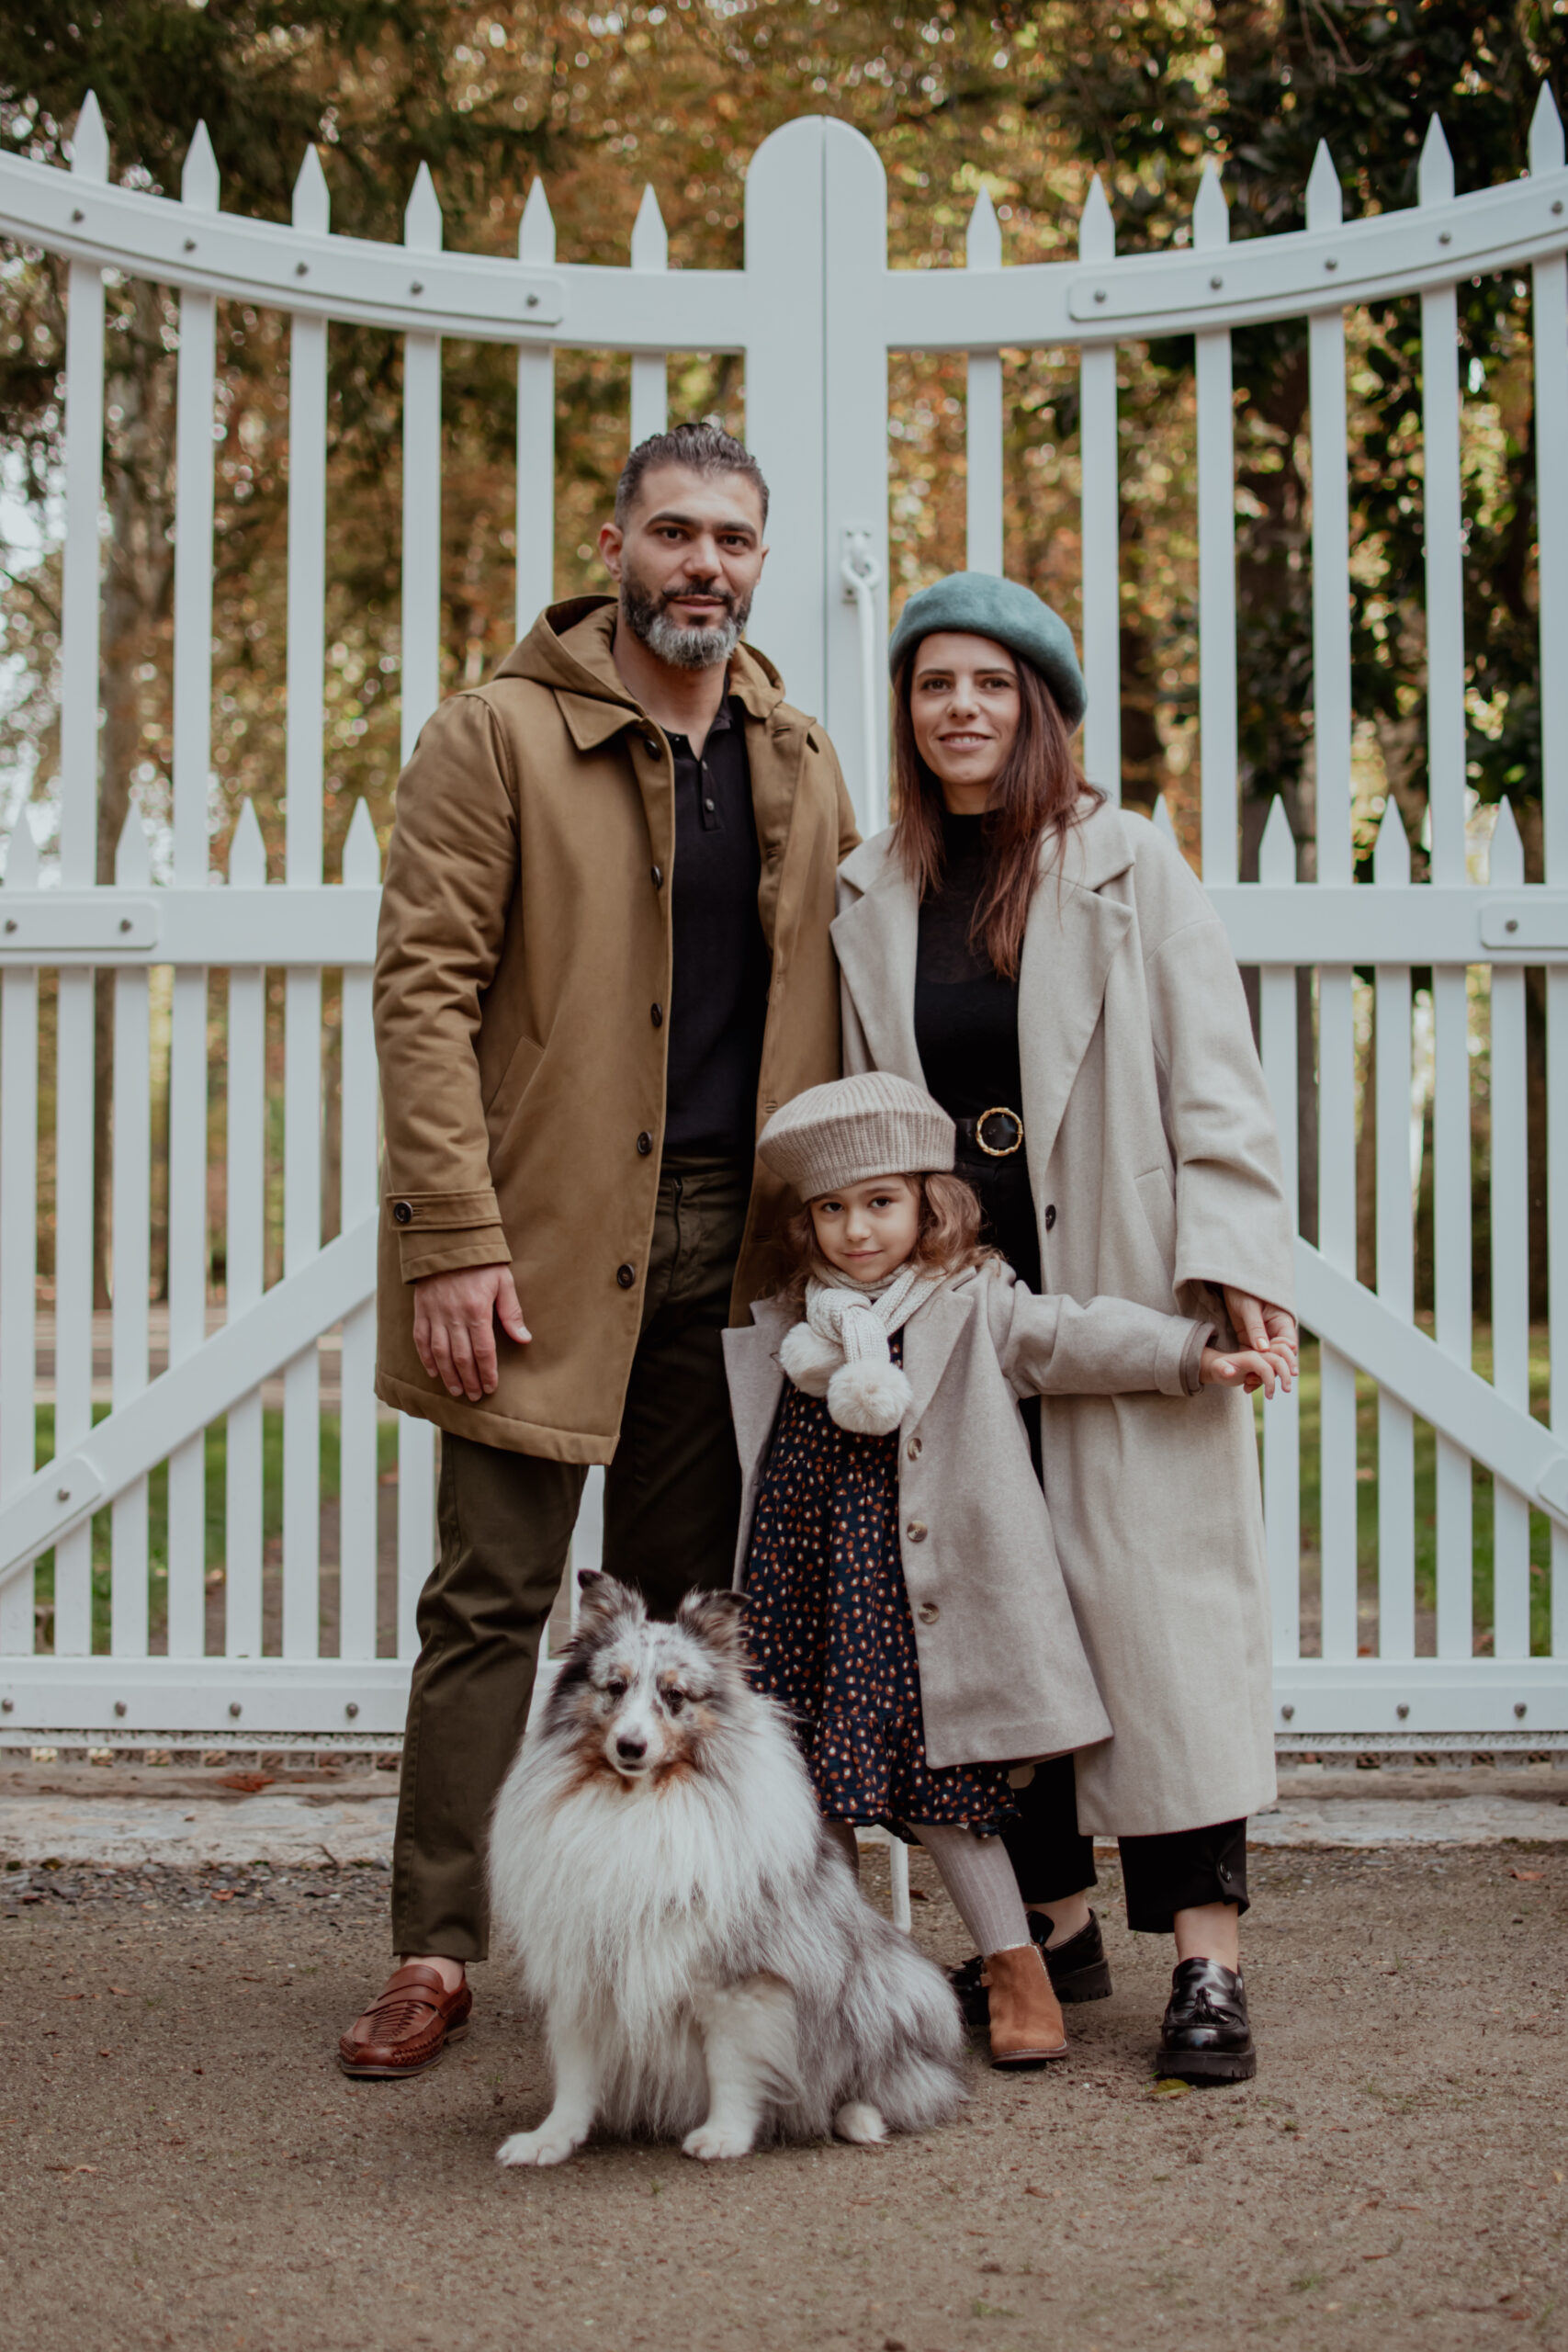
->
[1134,1164,1178,1270]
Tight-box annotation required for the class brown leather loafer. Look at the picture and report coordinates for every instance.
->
[337,1963,473,2079]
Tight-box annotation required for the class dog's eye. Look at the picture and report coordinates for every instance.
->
[603,1678,628,1701]
[663,1690,686,1716]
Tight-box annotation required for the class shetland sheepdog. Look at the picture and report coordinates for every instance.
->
[487,1573,966,2165]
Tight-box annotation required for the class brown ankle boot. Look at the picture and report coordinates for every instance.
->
[983,1943,1067,2067]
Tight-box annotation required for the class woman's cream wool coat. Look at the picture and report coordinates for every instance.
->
[724,1267,1212,1773]
[830,802,1296,1837]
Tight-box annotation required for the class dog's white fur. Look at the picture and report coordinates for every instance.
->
[488,1577,966,2165]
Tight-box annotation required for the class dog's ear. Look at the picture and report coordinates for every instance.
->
[575,1570,640,1626]
[676,1588,750,1657]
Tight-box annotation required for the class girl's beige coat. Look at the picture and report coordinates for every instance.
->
[829,804,1295,1836]
[724,1270,1211,1772]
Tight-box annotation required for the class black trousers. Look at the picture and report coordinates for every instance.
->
[391,1156,750,1962]
[999,1756,1248,1934]
[1000,1396,1249,1938]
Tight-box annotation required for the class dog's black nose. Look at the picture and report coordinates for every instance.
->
[615,1736,647,1762]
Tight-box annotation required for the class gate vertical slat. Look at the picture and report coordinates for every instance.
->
[630,186,669,448]
[1193,164,1237,887]
[1258,800,1301,1659]
[1077,178,1120,805]
[964,190,1004,578]
[1306,142,1359,1667]
[338,801,381,1662]
[282,150,331,1665]
[1488,803,1533,1658]
[1419,116,1480,1662]
[515,180,557,638]
[223,804,267,1658]
[165,125,220,1662]
[0,822,40,1656]
[395,164,445,1661]
[1373,805,1416,1659]
[1531,88,1568,1660]
[110,813,153,1658]
[51,97,111,1660]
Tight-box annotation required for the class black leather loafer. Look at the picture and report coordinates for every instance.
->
[1156,1957,1256,2083]
[950,1908,1111,2032]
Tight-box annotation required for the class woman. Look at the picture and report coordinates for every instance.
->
[831,572,1296,2083]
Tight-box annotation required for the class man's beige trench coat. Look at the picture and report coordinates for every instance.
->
[831,801,1295,1837]
[724,1267,1211,1772]
[373,597,859,1462]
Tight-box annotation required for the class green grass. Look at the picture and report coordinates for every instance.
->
[29,1407,399,1655]
[1275,1330,1553,1656]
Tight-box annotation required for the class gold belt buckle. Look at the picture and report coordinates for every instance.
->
[975,1106,1024,1158]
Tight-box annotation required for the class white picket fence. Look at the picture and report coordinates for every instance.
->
[2,97,1567,1758]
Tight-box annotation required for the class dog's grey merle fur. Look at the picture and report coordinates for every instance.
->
[488,1575,966,2165]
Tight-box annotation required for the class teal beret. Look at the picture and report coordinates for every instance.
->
[887,572,1087,732]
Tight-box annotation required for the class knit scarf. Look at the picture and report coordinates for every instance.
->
[778,1262,943,1435]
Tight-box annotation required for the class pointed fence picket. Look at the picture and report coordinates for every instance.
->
[2,98,1567,1757]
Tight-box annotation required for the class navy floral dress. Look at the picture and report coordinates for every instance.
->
[743,1333,1018,1837]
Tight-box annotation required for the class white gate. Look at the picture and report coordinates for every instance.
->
[2,97,1566,1756]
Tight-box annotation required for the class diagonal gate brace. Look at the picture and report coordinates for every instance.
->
[0,1216,378,1586]
[1296,1242,1568,1524]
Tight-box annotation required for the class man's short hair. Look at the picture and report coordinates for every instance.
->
[615,421,770,531]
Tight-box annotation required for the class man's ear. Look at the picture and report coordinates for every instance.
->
[597,518,625,582]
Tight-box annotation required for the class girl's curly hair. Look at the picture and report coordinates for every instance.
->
[772,1170,993,1305]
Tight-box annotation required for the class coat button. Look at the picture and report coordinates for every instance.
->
[637,1131,652,1156]
[392,1201,412,1226]
[650,864,663,888]
[906,1521,927,1544]
[907,1437,921,1460]
[616,1263,636,1289]
[650,1003,663,1027]
[1044,1204,1057,1231]
[917,1600,939,1624]
[643,735,660,755]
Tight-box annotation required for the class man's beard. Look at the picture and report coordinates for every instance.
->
[620,564,750,671]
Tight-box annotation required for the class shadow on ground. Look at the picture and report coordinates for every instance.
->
[3,1844,1563,2351]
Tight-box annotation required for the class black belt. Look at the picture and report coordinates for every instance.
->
[954,1106,1025,1159]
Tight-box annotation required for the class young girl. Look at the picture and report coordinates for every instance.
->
[722,1071,1293,2071]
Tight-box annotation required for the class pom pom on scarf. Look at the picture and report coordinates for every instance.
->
[826,1357,914,1436]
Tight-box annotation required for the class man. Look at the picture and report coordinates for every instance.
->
[338,423,859,2076]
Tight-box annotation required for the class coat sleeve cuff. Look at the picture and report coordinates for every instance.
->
[1179,1320,1214,1396]
[1156,1317,1213,1396]
[396,1223,513,1283]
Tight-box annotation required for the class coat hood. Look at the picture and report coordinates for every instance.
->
[494,596,793,731]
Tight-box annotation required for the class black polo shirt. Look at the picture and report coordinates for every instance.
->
[662,690,771,1158]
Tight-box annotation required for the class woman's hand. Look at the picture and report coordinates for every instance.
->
[1222,1287,1298,1358]
[1201,1345,1295,1399]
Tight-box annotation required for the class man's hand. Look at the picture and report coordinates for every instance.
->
[1222,1286,1298,1363]
[412,1264,531,1403]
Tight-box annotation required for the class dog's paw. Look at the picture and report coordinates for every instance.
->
[496,2126,581,2168]
[832,2101,887,2144]
[682,2120,756,2162]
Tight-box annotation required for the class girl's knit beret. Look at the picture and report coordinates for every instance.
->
[758,1073,955,1202]
[886,571,1087,732]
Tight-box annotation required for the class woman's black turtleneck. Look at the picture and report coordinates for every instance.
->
[914,808,1040,1290]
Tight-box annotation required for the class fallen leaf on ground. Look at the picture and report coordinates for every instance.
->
[1149,2079,1191,2098]
[217,1772,275,1793]
[1507,1868,1543,1883]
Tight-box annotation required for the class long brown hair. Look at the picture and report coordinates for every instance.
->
[772,1171,992,1306]
[891,645,1101,981]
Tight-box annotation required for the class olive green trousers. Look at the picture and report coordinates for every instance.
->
[390,1158,750,1961]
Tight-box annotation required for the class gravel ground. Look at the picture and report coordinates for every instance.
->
[3,1842,1564,2352]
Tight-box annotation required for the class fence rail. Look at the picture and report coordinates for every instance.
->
[3,95,1568,1750]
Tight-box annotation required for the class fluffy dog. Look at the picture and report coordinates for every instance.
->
[488,1573,966,2165]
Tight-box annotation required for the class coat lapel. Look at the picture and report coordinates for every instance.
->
[830,849,923,1085]
[898,1282,974,1435]
[1016,807,1134,1182]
